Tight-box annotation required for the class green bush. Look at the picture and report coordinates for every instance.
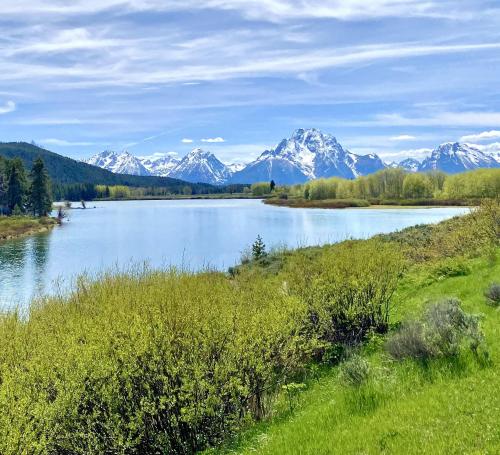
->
[484,283,500,307]
[386,298,484,361]
[339,355,371,387]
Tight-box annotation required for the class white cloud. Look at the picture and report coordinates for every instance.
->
[460,130,500,142]
[40,138,97,146]
[181,138,193,143]
[390,134,416,141]
[201,137,225,143]
[470,142,500,155]
[0,100,16,114]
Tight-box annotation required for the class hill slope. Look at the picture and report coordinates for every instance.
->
[0,142,215,191]
[213,253,500,455]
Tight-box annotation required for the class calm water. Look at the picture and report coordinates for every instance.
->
[0,199,468,308]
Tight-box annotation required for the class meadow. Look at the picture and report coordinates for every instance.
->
[0,200,497,454]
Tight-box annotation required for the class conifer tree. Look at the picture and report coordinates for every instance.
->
[252,235,267,260]
[28,157,53,217]
[6,158,27,214]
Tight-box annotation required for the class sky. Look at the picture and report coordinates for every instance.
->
[1,0,500,164]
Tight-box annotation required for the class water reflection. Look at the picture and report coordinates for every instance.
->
[0,200,469,308]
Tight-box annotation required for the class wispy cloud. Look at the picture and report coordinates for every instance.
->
[201,137,225,143]
[40,138,98,147]
[460,130,500,142]
[0,100,16,114]
[181,138,193,143]
[0,0,487,22]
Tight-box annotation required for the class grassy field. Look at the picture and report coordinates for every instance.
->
[0,216,57,241]
[211,254,500,455]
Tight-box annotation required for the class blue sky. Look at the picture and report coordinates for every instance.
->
[1,0,500,164]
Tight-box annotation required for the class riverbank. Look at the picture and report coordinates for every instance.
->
[264,197,476,209]
[0,201,496,454]
[94,192,262,202]
[0,216,57,241]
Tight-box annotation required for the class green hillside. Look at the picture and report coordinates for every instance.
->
[0,142,215,191]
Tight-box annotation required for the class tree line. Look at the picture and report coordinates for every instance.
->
[0,156,53,217]
[260,168,500,201]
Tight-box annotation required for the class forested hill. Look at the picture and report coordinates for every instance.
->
[0,142,217,192]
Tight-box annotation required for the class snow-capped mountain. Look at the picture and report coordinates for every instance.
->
[418,142,499,174]
[227,163,246,173]
[140,154,180,177]
[386,158,421,172]
[168,148,232,184]
[230,128,385,184]
[86,150,151,176]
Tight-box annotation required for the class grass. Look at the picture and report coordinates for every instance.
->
[0,215,57,241]
[210,254,500,455]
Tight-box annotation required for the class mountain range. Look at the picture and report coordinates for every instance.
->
[86,129,500,185]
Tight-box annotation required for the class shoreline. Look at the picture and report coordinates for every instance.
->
[0,216,58,242]
[264,197,476,210]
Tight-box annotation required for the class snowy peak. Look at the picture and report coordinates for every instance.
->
[140,154,180,177]
[168,148,232,184]
[419,142,499,174]
[232,128,385,184]
[86,150,151,176]
[386,158,421,172]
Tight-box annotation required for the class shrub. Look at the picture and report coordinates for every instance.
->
[386,298,485,361]
[385,321,433,360]
[429,258,471,281]
[339,355,371,387]
[484,283,500,307]
[285,239,405,348]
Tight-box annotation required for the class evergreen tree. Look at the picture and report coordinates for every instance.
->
[252,235,267,260]
[6,158,27,214]
[0,157,7,214]
[28,157,53,217]
[270,180,276,192]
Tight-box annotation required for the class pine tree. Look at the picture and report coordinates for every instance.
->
[6,158,27,214]
[28,157,53,217]
[252,235,267,260]
[0,157,7,214]
[270,180,276,192]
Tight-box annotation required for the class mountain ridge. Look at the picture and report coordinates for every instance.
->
[85,130,500,185]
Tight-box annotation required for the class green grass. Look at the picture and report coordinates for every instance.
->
[0,215,57,241]
[211,255,500,455]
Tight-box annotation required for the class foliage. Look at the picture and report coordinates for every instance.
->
[274,168,500,203]
[285,239,405,348]
[5,158,27,213]
[484,283,500,307]
[339,355,371,387]
[251,182,271,196]
[28,157,53,216]
[386,298,484,360]
[252,235,267,260]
